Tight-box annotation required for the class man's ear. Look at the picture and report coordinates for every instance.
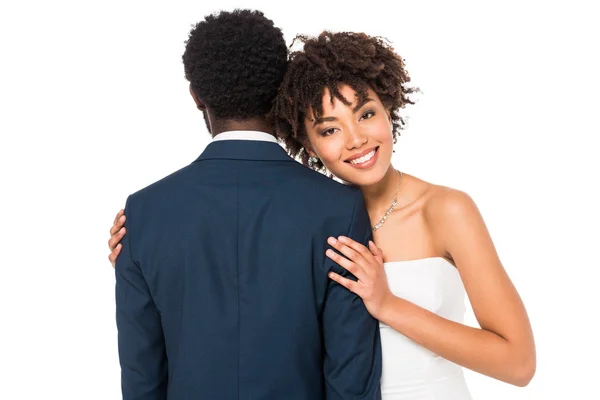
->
[189,84,206,111]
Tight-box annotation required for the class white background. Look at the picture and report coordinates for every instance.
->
[1,1,598,399]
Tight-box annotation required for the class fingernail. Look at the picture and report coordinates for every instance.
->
[326,249,334,257]
[328,272,335,278]
[328,237,337,245]
[119,228,125,233]
[120,215,126,221]
[338,236,347,243]
[117,244,122,249]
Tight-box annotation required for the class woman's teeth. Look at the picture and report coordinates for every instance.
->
[350,149,376,165]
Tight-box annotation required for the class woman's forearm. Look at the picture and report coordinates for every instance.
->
[378,295,535,386]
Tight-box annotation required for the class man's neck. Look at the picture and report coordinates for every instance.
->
[210,118,276,138]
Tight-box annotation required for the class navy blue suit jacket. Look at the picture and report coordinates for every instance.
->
[116,139,382,399]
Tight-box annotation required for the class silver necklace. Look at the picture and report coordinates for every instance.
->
[372,170,403,231]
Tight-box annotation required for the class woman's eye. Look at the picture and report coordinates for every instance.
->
[321,128,337,136]
[360,111,375,121]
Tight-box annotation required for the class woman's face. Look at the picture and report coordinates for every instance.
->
[304,85,394,187]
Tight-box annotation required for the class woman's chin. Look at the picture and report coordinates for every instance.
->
[332,166,389,187]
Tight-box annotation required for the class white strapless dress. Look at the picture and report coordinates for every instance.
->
[380,257,472,399]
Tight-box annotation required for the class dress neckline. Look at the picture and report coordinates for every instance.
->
[383,257,455,269]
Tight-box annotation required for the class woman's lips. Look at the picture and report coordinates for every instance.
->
[345,147,379,169]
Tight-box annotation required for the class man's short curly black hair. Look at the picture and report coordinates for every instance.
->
[183,9,288,120]
[274,31,417,171]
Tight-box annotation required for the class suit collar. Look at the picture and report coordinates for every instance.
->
[194,140,295,162]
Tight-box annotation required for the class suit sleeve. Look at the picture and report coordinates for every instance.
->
[322,192,382,400]
[115,195,168,400]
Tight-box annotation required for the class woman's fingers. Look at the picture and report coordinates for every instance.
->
[325,249,368,282]
[327,236,369,266]
[113,209,124,225]
[368,240,384,264]
[337,236,373,260]
[108,243,122,268]
[110,214,126,236]
[327,271,363,296]
[108,227,126,251]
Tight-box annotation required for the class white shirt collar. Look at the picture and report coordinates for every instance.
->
[212,130,278,143]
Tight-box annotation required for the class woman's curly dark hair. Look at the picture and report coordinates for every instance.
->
[274,31,417,171]
[183,9,288,120]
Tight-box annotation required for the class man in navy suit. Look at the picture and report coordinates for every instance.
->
[115,9,381,399]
